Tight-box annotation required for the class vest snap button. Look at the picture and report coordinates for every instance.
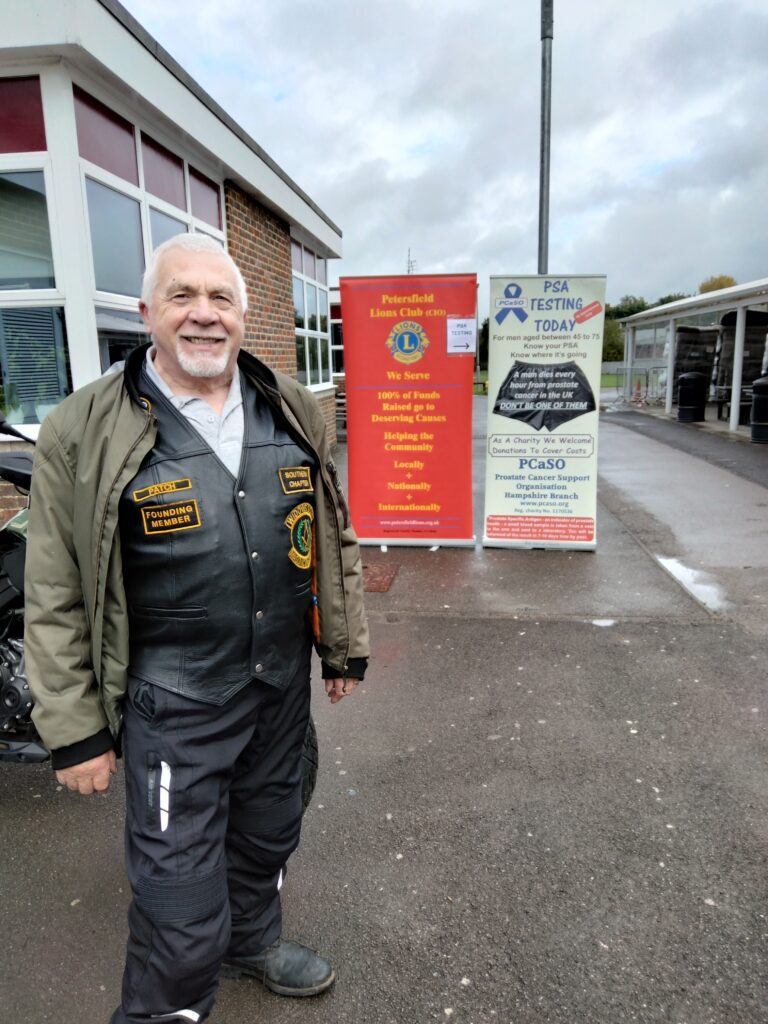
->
[238,490,246,498]
[254,663,263,673]
[255,610,264,620]
[251,551,258,559]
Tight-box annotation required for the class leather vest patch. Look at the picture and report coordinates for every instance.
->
[278,465,314,495]
[141,499,201,535]
[284,502,314,569]
[133,478,192,503]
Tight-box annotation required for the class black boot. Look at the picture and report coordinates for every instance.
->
[221,939,335,997]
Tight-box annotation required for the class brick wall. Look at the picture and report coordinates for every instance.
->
[224,182,336,446]
[0,441,33,524]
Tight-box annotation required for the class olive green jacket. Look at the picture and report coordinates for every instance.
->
[24,345,369,761]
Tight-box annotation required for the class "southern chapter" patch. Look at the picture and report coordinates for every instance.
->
[278,466,314,495]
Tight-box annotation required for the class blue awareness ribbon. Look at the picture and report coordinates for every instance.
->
[495,283,528,325]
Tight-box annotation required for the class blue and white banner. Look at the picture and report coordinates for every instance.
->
[483,275,607,550]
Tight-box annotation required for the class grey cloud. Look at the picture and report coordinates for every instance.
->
[121,0,768,310]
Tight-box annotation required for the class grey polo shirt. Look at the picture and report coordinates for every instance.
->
[144,348,244,477]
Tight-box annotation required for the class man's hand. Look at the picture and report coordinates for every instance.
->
[324,677,360,705]
[55,750,117,795]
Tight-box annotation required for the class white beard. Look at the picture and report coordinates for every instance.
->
[175,340,231,379]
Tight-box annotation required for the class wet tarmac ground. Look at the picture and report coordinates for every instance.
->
[2,400,767,1024]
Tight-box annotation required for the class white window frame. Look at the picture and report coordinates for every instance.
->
[1,63,230,434]
[69,67,227,381]
[292,242,332,393]
[0,125,69,437]
[0,153,64,306]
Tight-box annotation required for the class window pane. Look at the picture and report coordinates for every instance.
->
[0,171,55,289]
[141,134,186,210]
[192,229,223,248]
[295,337,307,385]
[303,248,316,280]
[291,240,303,273]
[96,307,150,371]
[318,336,330,383]
[0,77,46,153]
[86,178,144,296]
[293,277,305,328]
[74,86,138,185]
[150,208,187,250]
[189,167,221,228]
[306,284,317,331]
[330,302,341,320]
[319,289,328,333]
[307,336,319,385]
[0,307,71,423]
[316,256,327,285]
[331,345,345,375]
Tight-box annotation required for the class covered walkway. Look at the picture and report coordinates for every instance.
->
[620,278,768,432]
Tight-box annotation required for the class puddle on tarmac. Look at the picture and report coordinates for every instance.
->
[656,556,730,612]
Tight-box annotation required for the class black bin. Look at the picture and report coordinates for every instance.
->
[677,371,707,423]
[751,376,768,443]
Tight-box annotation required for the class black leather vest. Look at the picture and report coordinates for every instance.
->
[118,370,317,703]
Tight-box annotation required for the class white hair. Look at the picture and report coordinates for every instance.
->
[141,233,248,311]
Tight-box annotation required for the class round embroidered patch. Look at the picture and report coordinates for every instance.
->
[284,502,314,569]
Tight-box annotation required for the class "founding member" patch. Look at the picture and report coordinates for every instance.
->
[284,502,314,569]
[141,500,202,535]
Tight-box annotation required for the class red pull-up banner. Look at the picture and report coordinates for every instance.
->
[340,274,477,546]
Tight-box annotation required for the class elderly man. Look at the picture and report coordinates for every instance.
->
[24,234,369,1024]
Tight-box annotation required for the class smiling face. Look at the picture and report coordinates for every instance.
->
[139,247,245,390]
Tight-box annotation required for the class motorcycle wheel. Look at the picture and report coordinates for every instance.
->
[301,716,318,812]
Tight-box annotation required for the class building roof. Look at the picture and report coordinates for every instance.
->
[1,0,342,257]
[621,278,768,325]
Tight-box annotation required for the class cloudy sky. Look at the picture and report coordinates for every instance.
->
[121,0,768,312]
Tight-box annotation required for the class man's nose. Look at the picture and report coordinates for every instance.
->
[189,296,218,323]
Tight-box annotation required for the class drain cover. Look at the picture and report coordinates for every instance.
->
[362,563,399,592]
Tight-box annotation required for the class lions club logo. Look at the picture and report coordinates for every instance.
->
[386,321,429,365]
[284,502,314,569]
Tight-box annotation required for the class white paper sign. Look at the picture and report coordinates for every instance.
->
[446,318,477,354]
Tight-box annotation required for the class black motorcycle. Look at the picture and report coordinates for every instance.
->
[0,418,42,763]
[0,416,318,806]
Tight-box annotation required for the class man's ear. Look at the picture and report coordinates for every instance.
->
[139,301,151,331]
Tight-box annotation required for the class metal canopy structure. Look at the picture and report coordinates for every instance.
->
[620,278,768,431]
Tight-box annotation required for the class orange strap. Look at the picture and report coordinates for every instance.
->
[309,523,320,641]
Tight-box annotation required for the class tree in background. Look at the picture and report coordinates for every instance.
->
[478,317,489,371]
[656,292,691,305]
[602,318,624,361]
[699,274,737,293]
[601,296,647,361]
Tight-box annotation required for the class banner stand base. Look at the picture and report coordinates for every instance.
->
[482,537,596,552]
[360,537,476,548]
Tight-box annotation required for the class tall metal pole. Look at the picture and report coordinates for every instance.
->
[538,0,554,274]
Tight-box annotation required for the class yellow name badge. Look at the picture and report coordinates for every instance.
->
[133,478,192,503]
[278,466,314,495]
[141,500,202,535]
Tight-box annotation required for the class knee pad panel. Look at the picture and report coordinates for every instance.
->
[135,863,228,923]
[230,787,303,837]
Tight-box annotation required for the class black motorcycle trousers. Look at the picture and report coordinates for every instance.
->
[110,645,311,1024]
